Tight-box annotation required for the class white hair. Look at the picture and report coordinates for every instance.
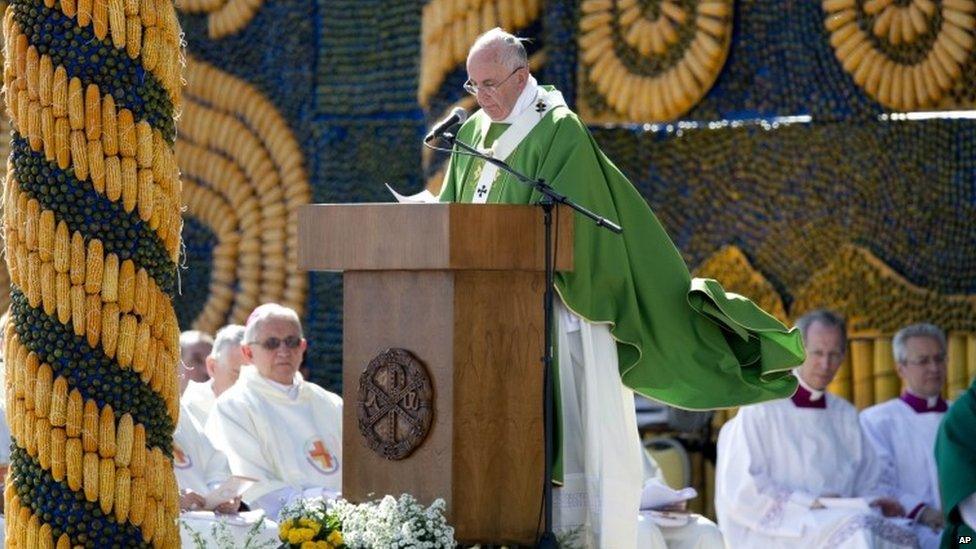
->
[209,324,245,363]
[893,323,946,364]
[244,303,303,343]
[468,27,528,71]
[795,309,847,349]
[179,330,213,349]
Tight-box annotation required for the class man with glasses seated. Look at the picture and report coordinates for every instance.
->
[205,303,343,520]
[860,323,950,548]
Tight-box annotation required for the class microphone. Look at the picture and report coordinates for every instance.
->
[424,107,467,143]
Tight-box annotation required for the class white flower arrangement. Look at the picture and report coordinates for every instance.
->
[280,493,456,549]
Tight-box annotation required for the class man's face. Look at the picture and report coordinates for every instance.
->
[242,317,307,386]
[180,341,212,384]
[207,344,247,397]
[797,321,846,391]
[466,49,526,121]
[896,336,946,398]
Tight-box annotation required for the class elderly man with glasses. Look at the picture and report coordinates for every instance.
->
[439,27,804,549]
[860,323,951,548]
[205,303,343,520]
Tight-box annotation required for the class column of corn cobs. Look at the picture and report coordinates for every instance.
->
[1,0,183,545]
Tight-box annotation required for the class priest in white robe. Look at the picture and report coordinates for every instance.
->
[183,324,246,425]
[715,309,920,549]
[180,330,214,384]
[205,304,343,521]
[861,323,949,548]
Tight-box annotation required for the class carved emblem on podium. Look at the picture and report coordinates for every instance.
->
[357,348,434,460]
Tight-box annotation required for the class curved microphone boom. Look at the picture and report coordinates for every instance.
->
[424,107,468,143]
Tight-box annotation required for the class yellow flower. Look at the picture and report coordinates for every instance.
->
[288,527,315,545]
[301,543,316,549]
[327,530,343,546]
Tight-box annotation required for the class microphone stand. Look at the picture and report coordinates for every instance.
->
[441,131,622,548]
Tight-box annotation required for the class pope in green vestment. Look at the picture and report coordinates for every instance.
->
[935,378,976,548]
[439,84,803,410]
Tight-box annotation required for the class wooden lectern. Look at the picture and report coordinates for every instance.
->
[298,203,572,544]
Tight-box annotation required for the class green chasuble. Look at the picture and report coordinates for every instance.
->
[440,90,803,409]
[935,378,976,549]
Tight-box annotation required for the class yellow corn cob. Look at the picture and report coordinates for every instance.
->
[36,417,51,469]
[99,404,116,458]
[56,272,71,324]
[16,505,30,547]
[84,84,101,141]
[78,0,93,25]
[126,16,142,59]
[108,0,126,49]
[102,94,118,157]
[50,428,66,481]
[141,495,156,542]
[144,448,160,499]
[117,259,136,313]
[71,284,86,337]
[101,302,120,359]
[41,261,57,315]
[133,321,151,373]
[56,533,71,549]
[69,230,86,284]
[118,109,136,157]
[25,44,39,97]
[34,363,53,418]
[41,105,56,161]
[133,266,150,316]
[101,253,120,303]
[88,138,106,193]
[49,376,68,427]
[39,523,54,549]
[142,26,160,71]
[25,513,39,549]
[23,410,37,456]
[114,413,133,467]
[53,220,70,273]
[38,209,55,261]
[66,389,83,437]
[28,101,42,151]
[114,466,131,522]
[82,399,99,453]
[136,123,153,168]
[51,65,68,117]
[66,436,83,490]
[121,156,138,212]
[84,239,104,294]
[138,168,155,222]
[99,456,116,514]
[38,54,53,106]
[83,451,100,502]
[86,294,102,348]
[129,475,146,526]
[154,492,167,543]
[67,77,84,130]
[93,0,108,40]
[126,426,145,478]
[117,314,137,368]
[105,155,122,202]
[24,352,39,409]
[24,199,39,251]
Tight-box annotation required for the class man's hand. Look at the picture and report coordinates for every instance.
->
[214,497,242,515]
[180,491,207,512]
[870,497,906,517]
[918,506,944,530]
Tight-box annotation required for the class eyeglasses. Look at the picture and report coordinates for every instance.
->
[463,66,525,96]
[250,336,302,351]
[904,354,947,367]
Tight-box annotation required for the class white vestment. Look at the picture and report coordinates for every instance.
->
[860,395,946,548]
[182,379,217,426]
[204,366,343,519]
[553,300,645,548]
[175,402,279,546]
[715,389,920,549]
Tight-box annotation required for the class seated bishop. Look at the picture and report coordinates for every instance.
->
[182,324,247,425]
[715,309,920,549]
[205,303,343,520]
[861,323,950,548]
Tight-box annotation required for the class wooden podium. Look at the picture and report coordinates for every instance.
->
[298,203,572,544]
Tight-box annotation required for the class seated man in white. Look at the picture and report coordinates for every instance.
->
[861,323,949,548]
[175,362,278,547]
[180,330,214,384]
[637,446,725,549]
[715,309,918,549]
[183,324,247,425]
[205,303,343,520]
